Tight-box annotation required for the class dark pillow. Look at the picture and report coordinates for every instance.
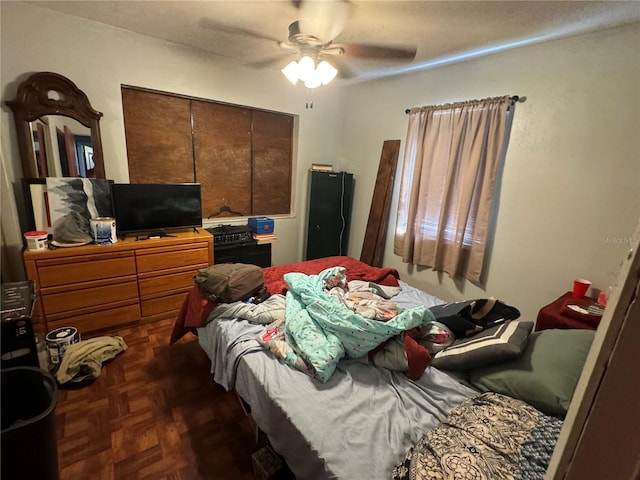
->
[431,320,533,370]
[467,329,595,417]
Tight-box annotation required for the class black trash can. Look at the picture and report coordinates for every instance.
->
[1,366,59,480]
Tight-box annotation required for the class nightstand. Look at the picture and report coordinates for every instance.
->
[535,292,601,331]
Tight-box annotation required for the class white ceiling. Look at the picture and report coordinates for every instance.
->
[29,0,640,82]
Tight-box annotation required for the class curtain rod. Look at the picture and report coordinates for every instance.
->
[404,95,525,114]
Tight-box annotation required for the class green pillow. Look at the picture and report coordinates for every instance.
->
[467,329,595,417]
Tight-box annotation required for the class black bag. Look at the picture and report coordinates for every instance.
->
[194,263,264,303]
[428,297,520,339]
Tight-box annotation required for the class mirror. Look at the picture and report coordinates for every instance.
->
[5,72,105,179]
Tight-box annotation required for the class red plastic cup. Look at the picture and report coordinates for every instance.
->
[597,291,608,307]
[572,278,591,299]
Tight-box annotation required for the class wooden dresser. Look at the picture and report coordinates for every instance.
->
[23,230,213,337]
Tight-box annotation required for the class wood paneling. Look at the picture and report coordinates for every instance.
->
[122,88,194,183]
[193,100,252,218]
[361,140,401,267]
[252,110,293,215]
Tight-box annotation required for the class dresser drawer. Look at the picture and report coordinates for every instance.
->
[141,290,190,317]
[42,279,139,315]
[23,231,213,335]
[37,252,136,287]
[138,268,200,297]
[136,244,210,273]
[47,304,140,336]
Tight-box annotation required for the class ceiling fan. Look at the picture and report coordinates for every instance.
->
[199,0,417,87]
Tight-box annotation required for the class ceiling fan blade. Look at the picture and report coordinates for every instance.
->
[198,17,281,44]
[250,53,298,70]
[323,56,357,79]
[298,0,351,43]
[341,43,417,61]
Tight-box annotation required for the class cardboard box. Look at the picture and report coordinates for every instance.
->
[248,217,274,234]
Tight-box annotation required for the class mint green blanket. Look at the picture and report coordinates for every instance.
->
[283,266,435,382]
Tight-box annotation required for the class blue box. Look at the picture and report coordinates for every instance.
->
[248,217,274,234]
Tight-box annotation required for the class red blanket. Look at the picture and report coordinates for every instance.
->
[170,256,400,344]
[263,256,399,295]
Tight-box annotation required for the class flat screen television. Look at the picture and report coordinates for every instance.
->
[111,183,202,237]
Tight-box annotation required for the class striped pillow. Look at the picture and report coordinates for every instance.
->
[431,321,534,370]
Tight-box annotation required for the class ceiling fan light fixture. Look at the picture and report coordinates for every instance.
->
[297,55,316,81]
[316,60,338,85]
[304,76,322,89]
[281,61,300,85]
[281,56,338,90]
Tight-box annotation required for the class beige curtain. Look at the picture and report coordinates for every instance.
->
[394,96,510,284]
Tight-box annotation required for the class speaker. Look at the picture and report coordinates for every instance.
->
[1,281,38,369]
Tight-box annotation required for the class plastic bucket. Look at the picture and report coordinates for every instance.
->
[90,217,117,245]
[45,327,80,364]
[24,231,49,251]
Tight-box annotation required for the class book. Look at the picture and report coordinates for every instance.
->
[253,233,277,244]
[255,237,277,244]
[311,163,334,172]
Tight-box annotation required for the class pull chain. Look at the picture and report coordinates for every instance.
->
[305,88,314,109]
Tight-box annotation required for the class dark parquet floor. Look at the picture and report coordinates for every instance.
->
[55,318,256,480]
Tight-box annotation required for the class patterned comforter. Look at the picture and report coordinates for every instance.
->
[392,392,562,480]
[171,255,400,344]
[262,266,436,382]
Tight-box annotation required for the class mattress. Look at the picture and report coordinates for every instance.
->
[197,280,478,480]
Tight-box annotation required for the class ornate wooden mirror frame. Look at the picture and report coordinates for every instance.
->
[5,72,105,179]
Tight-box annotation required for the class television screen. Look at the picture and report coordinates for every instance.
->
[111,183,202,236]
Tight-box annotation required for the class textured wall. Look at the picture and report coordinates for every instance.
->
[338,22,640,322]
[1,2,345,277]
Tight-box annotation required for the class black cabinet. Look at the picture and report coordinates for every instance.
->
[214,242,272,267]
[305,171,354,260]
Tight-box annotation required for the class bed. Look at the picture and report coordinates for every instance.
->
[177,256,592,480]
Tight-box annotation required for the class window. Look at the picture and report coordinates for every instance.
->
[394,96,512,284]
